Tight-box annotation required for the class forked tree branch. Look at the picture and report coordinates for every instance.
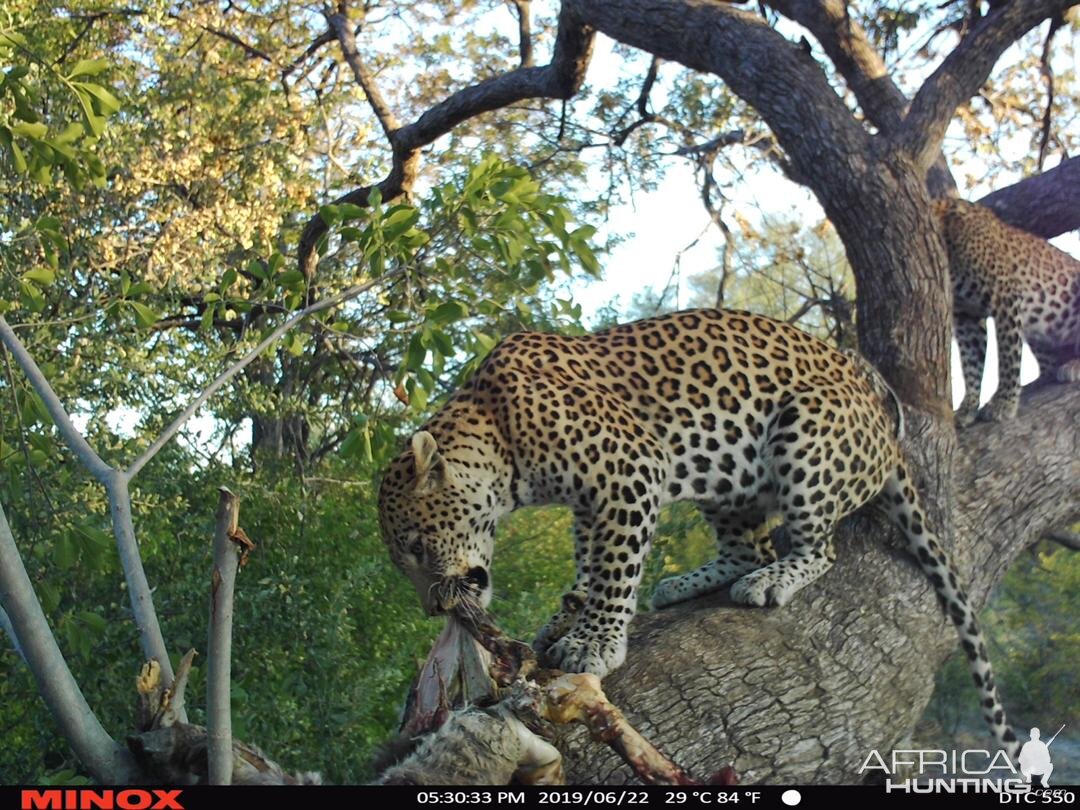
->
[764,0,956,196]
[296,5,595,278]
[0,317,176,687]
[895,0,1074,173]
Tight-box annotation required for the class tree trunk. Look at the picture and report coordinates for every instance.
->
[557,385,1079,784]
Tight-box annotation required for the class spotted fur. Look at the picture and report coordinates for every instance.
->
[936,198,1080,426]
[377,308,1017,755]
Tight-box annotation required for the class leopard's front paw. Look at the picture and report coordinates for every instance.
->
[541,629,625,678]
[730,568,797,607]
[977,395,1018,423]
[533,590,587,656]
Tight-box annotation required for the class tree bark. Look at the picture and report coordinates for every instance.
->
[557,384,1080,784]
[978,156,1080,239]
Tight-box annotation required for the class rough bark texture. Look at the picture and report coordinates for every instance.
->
[556,385,1079,785]
[978,156,1080,239]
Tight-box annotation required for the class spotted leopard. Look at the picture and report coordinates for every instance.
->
[936,197,1080,425]
[377,308,1017,754]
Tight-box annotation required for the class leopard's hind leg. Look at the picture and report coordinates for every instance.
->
[651,506,778,608]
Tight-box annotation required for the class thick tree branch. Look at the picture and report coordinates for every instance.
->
[977,156,1080,239]
[560,384,1079,784]
[895,1,1074,173]
[297,6,595,278]
[764,0,956,195]
[564,0,868,196]
[0,501,141,783]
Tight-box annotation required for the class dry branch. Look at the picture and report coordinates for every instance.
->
[208,488,241,784]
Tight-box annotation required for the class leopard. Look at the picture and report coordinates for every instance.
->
[377,308,1018,755]
[935,197,1080,426]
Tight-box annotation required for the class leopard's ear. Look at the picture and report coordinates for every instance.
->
[411,431,445,493]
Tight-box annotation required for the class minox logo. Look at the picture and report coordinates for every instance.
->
[20,791,184,810]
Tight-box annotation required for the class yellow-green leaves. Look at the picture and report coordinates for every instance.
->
[0,31,121,187]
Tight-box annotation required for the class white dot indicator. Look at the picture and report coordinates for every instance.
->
[781,789,802,806]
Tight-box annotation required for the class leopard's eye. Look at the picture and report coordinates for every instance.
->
[409,539,424,559]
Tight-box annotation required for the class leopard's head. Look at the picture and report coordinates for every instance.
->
[378,430,495,616]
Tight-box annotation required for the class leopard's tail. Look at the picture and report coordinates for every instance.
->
[881,462,1018,760]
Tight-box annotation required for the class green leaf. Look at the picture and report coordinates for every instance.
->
[73,82,121,114]
[128,301,158,328]
[10,140,26,173]
[278,270,305,288]
[11,121,47,139]
[74,89,106,137]
[19,280,44,312]
[318,205,341,227]
[67,58,110,78]
[367,187,382,208]
[428,300,469,325]
[54,121,85,145]
[405,333,426,370]
[23,268,55,286]
[78,611,108,635]
[339,203,366,220]
[386,310,412,324]
[56,535,77,569]
[429,329,454,357]
[381,206,419,239]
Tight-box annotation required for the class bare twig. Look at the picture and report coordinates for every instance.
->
[127,273,394,478]
[1036,14,1063,172]
[208,488,241,785]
